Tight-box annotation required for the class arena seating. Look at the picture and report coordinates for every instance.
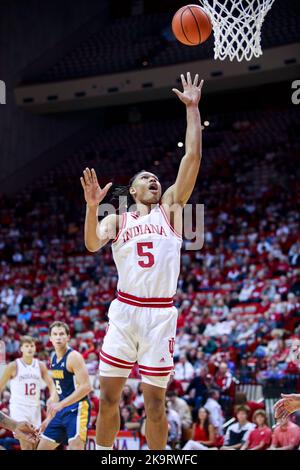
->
[21,0,300,84]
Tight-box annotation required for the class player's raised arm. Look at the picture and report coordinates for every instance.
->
[81,167,116,252]
[163,73,203,207]
[47,351,92,417]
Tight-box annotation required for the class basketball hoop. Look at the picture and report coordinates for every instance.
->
[199,0,276,62]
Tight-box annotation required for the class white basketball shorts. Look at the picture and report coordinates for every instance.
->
[99,293,177,388]
[10,402,41,427]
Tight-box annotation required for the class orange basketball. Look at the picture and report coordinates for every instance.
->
[172,4,212,46]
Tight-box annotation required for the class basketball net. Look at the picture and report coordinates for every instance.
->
[200,0,276,62]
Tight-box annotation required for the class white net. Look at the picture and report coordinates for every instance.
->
[200,0,276,62]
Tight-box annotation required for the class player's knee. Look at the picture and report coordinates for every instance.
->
[145,398,165,422]
[99,391,120,410]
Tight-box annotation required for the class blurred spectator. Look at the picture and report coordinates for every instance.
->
[204,389,224,436]
[234,392,265,421]
[165,402,181,449]
[174,353,194,381]
[221,405,255,450]
[167,375,184,397]
[241,410,272,450]
[268,420,300,450]
[166,391,192,441]
[133,382,144,413]
[183,407,216,450]
[120,385,135,407]
[184,369,212,410]
[120,405,140,431]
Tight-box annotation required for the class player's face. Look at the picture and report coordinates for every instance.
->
[21,342,36,357]
[130,172,161,205]
[50,327,70,349]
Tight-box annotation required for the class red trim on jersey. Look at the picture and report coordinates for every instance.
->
[100,350,135,366]
[159,204,182,239]
[138,364,174,372]
[139,370,171,377]
[112,212,127,244]
[100,354,133,370]
[117,291,174,308]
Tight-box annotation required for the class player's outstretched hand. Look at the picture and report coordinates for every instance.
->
[80,167,112,208]
[273,393,300,421]
[15,421,39,444]
[172,72,204,107]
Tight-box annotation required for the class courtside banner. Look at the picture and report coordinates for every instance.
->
[87,430,140,450]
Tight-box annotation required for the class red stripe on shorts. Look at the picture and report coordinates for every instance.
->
[100,354,133,370]
[139,370,171,377]
[139,364,174,372]
[101,350,135,366]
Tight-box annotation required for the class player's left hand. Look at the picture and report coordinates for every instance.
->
[172,73,204,107]
[47,401,63,419]
[15,421,39,444]
[273,393,300,421]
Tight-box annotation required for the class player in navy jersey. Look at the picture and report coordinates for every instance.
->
[37,322,92,450]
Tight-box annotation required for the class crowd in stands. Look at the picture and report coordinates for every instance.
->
[0,102,300,449]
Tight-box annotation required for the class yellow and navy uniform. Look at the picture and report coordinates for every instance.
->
[42,348,90,445]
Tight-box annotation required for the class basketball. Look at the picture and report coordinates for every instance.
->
[172,4,212,46]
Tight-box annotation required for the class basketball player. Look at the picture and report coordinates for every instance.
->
[0,335,58,450]
[80,72,203,450]
[37,321,92,450]
[0,410,38,443]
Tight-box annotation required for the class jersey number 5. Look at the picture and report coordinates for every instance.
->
[55,379,62,395]
[137,242,154,268]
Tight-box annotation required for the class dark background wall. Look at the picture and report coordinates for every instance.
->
[0,0,108,181]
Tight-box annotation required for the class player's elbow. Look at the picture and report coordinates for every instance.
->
[85,241,100,252]
[84,381,93,395]
[185,151,201,163]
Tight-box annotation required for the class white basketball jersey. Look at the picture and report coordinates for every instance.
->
[112,204,182,298]
[10,358,42,407]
